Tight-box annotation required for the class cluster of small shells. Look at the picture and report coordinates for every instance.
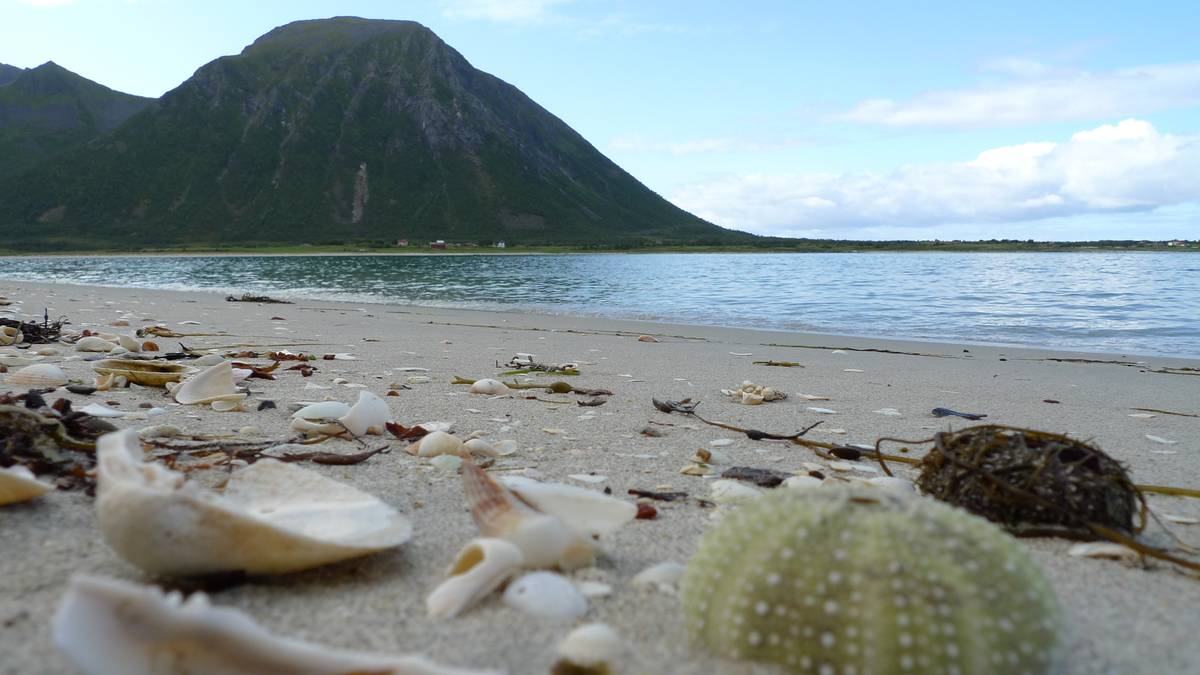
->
[722,380,788,405]
[680,485,1062,674]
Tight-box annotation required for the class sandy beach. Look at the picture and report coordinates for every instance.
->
[1,279,1198,675]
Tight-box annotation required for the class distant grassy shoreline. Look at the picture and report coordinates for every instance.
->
[0,241,1196,257]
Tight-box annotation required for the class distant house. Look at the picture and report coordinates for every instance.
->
[1167,240,1187,247]
[395,239,409,247]
[494,240,506,249]
[430,240,447,249]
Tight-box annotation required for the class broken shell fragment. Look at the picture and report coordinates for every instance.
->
[0,326,21,346]
[498,475,637,539]
[462,460,595,570]
[426,537,524,619]
[95,429,412,576]
[555,623,624,672]
[501,571,588,621]
[722,381,787,405]
[469,378,510,395]
[93,359,192,389]
[172,361,246,408]
[53,575,500,675]
[4,363,69,387]
[338,390,390,436]
[0,465,53,505]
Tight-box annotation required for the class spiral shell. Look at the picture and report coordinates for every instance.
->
[680,485,1061,674]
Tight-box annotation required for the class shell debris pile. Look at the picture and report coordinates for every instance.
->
[722,380,788,405]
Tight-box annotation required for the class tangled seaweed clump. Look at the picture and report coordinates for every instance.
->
[916,425,1138,537]
[680,486,1061,675]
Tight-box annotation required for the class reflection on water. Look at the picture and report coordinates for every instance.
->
[1,252,1197,357]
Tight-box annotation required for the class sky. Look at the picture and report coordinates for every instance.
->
[2,0,1198,241]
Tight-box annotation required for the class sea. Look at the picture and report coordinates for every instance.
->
[1,252,1198,358]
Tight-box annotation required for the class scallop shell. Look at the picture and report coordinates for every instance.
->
[95,429,412,576]
[501,571,588,621]
[93,359,192,389]
[338,390,390,436]
[426,537,524,619]
[5,363,69,387]
[0,325,21,346]
[416,431,465,458]
[75,336,118,352]
[461,459,594,570]
[0,465,53,505]
[173,361,246,407]
[53,575,500,675]
[468,378,510,395]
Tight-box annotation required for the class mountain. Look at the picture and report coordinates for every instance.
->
[0,61,152,179]
[0,18,748,249]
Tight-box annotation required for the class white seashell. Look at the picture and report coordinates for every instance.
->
[78,403,129,418]
[498,475,636,539]
[0,325,21,346]
[173,361,244,406]
[193,353,225,367]
[430,454,463,472]
[556,623,624,668]
[210,398,244,413]
[873,407,903,416]
[117,333,141,353]
[75,336,118,352]
[1145,434,1177,445]
[338,391,390,436]
[417,431,465,458]
[501,571,588,621]
[865,476,916,494]
[420,421,455,433]
[492,439,518,456]
[0,354,43,367]
[406,375,432,385]
[807,407,837,414]
[426,538,524,619]
[95,429,412,576]
[463,461,595,570]
[0,465,53,505]
[53,575,500,675]
[576,581,613,598]
[1068,542,1141,562]
[462,438,498,457]
[469,378,510,395]
[568,474,607,484]
[709,479,763,504]
[782,475,824,490]
[630,561,685,592]
[293,401,352,420]
[5,363,69,387]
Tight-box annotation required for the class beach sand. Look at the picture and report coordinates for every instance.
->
[1,279,1198,674]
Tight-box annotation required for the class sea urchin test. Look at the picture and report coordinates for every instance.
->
[680,485,1062,674]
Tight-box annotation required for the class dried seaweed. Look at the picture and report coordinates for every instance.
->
[0,395,114,491]
[0,310,67,344]
[931,407,988,420]
[628,488,689,502]
[225,293,292,304]
[385,422,429,441]
[752,360,803,367]
[721,466,791,488]
[1130,407,1199,418]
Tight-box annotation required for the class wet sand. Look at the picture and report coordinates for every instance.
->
[1,280,1198,674]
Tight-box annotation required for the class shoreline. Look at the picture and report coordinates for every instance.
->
[2,280,1198,674]
[3,277,1198,362]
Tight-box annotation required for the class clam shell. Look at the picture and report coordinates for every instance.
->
[417,431,465,458]
[0,465,53,505]
[468,378,510,395]
[173,361,242,405]
[338,390,390,436]
[75,336,118,352]
[53,575,501,675]
[462,459,594,570]
[426,538,524,619]
[501,571,588,620]
[556,623,624,668]
[0,326,21,346]
[5,363,69,387]
[93,359,192,388]
[95,429,412,576]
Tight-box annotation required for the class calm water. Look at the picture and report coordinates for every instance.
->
[1,252,1198,358]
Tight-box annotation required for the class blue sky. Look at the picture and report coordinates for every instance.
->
[2,0,1198,240]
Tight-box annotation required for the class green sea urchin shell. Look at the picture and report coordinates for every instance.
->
[680,485,1061,675]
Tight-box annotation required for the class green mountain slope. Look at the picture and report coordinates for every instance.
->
[0,62,152,179]
[0,18,748,249]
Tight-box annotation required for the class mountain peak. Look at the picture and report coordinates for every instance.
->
[243,17,436,57]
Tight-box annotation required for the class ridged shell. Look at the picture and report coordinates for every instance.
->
[426,537,524,619]
[52,575,501,675]
[680,485,1062,674]
[95,429,412,576]
[4,363,69,387]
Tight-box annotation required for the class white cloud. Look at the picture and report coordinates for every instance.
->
[442,0,572,23]
[671,119,1200,238]
[608,135,806,155]
[840,62,1200,127]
